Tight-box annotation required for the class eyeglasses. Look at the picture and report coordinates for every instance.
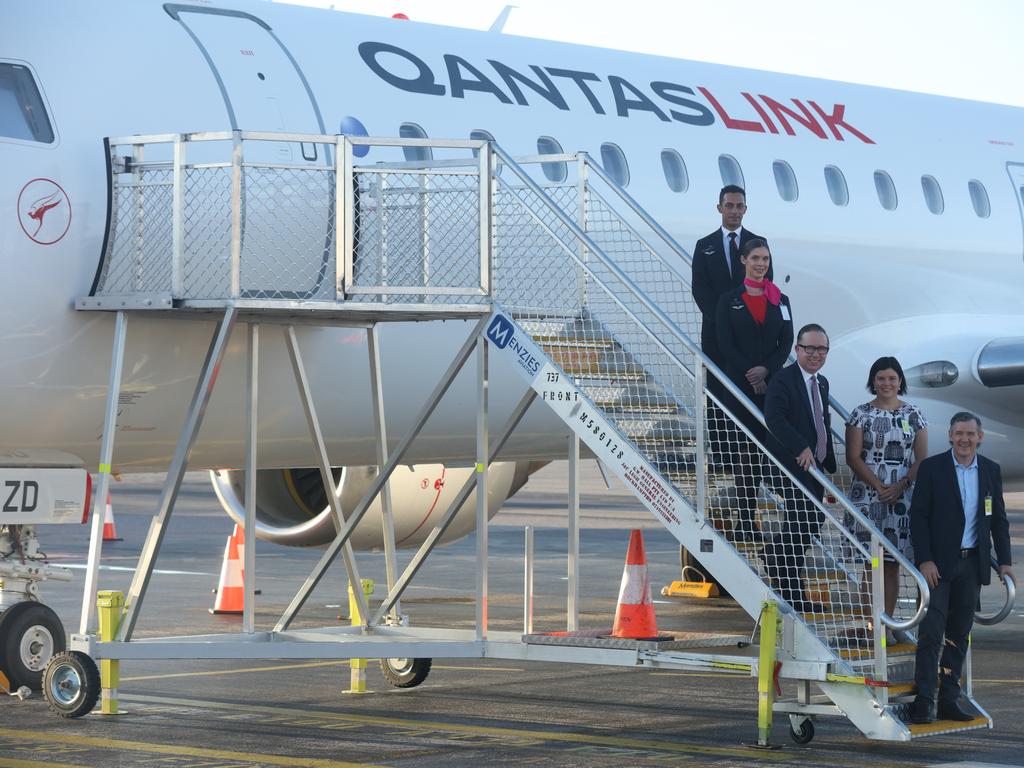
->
[797,344,830,355]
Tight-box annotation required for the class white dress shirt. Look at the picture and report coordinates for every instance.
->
[952,449,979,548]
[720,226,743,276]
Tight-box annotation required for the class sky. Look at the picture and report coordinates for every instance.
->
[272,0,1024,107]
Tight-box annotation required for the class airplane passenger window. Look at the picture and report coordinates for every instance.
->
[968,180,991,218]
[470,129,495,151]
[399,122,432,162]
[718,155,744,189]
[772,160,798,202]
[921,175,944,214]
[600,143,630,187]
[873,170,898,211]
[0,63,54,143]
[470,129,500,174]
[824,165,849,206]
[536,136,567,183]
[661,149,688,193]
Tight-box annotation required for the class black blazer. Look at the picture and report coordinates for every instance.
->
[691,227,772,348]
[714,286,794,396]
[909,451,1012,586]
[764,362,837,473]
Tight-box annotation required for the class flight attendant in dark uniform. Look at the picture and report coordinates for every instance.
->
[715,239,794,539]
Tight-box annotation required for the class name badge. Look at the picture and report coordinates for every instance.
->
[985,496,993,516]
[780,305,791,321]
[901,418,912,435]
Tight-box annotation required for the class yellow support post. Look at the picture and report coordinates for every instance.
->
[96,590,124,715]
[755,600,779,748]
[343,578,374,694]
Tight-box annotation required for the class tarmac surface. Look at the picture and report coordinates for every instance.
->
[3,461,1023,768]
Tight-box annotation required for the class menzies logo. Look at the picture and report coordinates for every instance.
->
[487,314,514,348]
[487,314,541,376]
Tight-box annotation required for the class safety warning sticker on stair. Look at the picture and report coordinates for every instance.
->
[487,311,682,528]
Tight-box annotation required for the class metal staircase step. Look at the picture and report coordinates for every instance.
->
[907,716,990,737]
[561,362,649,380]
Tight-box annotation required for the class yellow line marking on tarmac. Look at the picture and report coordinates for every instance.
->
[0,759,90,768]
[120,693,873,764]
[123,660,523,682]
[0,727,383,768]
[973,678,1024,684]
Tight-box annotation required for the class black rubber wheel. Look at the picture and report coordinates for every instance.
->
[789,718,815,745]
[380,657,431,688]
[0,602,66,691]
[42,651,100,718]
[680,547,730,599]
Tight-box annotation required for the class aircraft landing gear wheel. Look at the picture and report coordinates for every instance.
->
[789,716,815,745]
[42,651,100,718]
[380,657,431,688]
[0,602,67,690]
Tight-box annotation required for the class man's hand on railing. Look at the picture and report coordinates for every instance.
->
[919,560,941,589]
[796,448,815,472]
[999,564,1016,583]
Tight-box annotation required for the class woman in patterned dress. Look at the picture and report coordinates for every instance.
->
[845,356,928,620]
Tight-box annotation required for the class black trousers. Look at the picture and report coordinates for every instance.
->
[766,464,824,605]
[727,388,767,531]
[914,552,979,702]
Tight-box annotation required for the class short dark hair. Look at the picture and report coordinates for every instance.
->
[950,411,982,430]
[866,356,907,395]
[719,184,746,203]
[796,323,829,344]
[740,238,769,258]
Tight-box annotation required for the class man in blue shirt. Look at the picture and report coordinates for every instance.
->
[908,412,1014,724]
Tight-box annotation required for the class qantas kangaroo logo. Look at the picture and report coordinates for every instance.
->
[18,179,71,245]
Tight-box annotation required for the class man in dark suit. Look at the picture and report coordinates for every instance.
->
[908,412,1014,724]
[692,186,772,471]
[691,185,772,373]
[763,324,836,611]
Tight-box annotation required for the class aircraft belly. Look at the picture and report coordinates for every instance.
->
[0,313,569,471]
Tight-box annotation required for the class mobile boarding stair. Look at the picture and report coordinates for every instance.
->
[60,130,1016,743]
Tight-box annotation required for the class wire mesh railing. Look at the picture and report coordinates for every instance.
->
[489,144,929,670]
[571,153,929,641]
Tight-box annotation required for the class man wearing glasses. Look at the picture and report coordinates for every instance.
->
[763,324,837,611]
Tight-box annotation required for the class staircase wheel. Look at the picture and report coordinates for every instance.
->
[380,657,431,688]
[789,716,815,745]
[680,547,730,599]
[42,651,100,718]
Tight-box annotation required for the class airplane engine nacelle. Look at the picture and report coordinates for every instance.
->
[209,462,534,549]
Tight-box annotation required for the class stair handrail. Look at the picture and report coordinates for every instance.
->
[975,557,1017,625]
[492,142,930,632]
[580,153,854,427]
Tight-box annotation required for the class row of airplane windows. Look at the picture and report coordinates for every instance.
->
[398,123,994,220]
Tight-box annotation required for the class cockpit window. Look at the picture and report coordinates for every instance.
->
[0,64,54,143]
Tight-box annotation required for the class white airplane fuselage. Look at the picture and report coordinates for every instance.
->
[2,1,1023,485]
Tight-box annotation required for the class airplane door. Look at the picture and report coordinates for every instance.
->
[1007,163,1024,262]
[166,4,332,298]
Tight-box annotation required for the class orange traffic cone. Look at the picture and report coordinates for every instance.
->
[102,493,122,542]
[611,530,662,640]
[210,524,245,615]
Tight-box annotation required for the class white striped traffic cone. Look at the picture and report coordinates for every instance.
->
[102,493,122,542]
[210,524,245,615]
[611,529,662,640]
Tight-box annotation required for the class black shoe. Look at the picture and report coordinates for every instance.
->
[909,695,935,724]
[937,698,976,722]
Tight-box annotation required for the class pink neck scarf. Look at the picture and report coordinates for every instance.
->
[743,277,782,306]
